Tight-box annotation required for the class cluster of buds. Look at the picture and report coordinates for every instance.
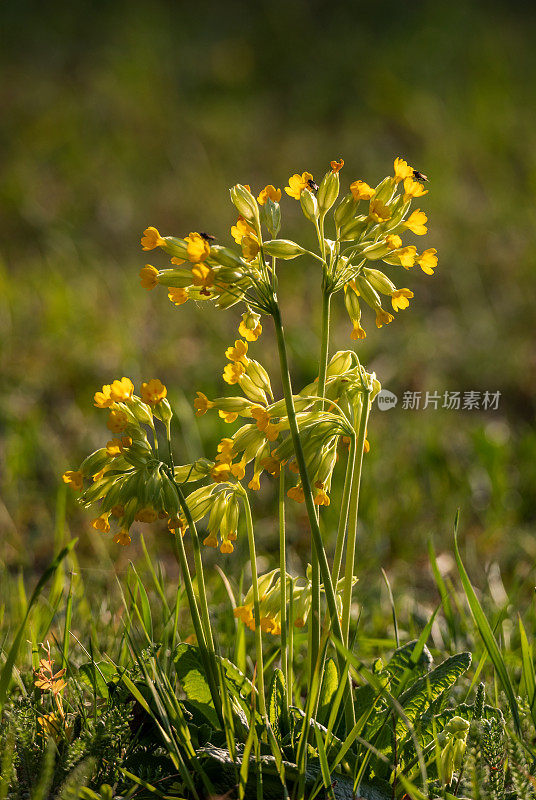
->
[34,644,69,742]
[437,716,470,785]
[171,482,242,554]
[234,566,355,635]
[195,345,380,506]
[62,377,211,546]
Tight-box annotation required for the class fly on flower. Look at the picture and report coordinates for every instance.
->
[412,169,429,183]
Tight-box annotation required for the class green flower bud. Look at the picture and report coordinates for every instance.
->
[334,194,357,229]
[446,716,470,737]
[80,449,109,477]
[161,472,180,517]
[212,396,253,413]
[300,188,319,221]
[129,397,154,427]
[238,375,267,405]
[326,350,356,377]
[260,198,281,238]
[209,245,244,269]
[353,276,382,310]
[157,268,193,288]
[245,359,273,398]
[262,239,306,259]
[339,216,368,241]
[373,176,396,204]
[160,236,189,259]
[362,267,397,295]
[230,184,259,222]
[317,170,340,216]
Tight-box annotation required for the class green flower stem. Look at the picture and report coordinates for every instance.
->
[340,391,371,646]
[279,467,289,705]
[271,301,355,726]
[238,485,267,719]
[331,436,356,584]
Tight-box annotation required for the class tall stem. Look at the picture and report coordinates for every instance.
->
[238,486,267,718]
[279,467,289,704]
[340,392,371,645]
[271,302,355,727]
[331,436,356,584]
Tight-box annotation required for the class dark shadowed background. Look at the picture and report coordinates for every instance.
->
[1,0,535,610]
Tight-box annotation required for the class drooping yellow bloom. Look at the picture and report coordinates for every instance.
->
[111,504,124,517]
[239,320,262,341]
[141,227,165,251]
[368,198,391,223]
[141,378,167,405]
[94,384,114,408]
[216,438,235,460]
[107,409,129,433]
[135,507,158,523]
[220,540,234,554]
[203,534,218,548]
[404,209,428,235]
[219,410,238,423]
[234,603,255,629]
[391,288,414,311]
[416,248,438,275]
[385,234,402,250]
[403,177,429,201]
[106,439,123,457]
[351,323,367,340]
[168,287,189,305]
[285,172,313,200]
[211,463,232,483]
[330,159,344,173]
[194,391,214,416]
[113,529,131,546]
[139,265,159,289]
[109,377,134,403]
[396,246,417,269]
[375,308,394,328]
[287,485,305,503]
[191,263,215,296]
[241,235,260,261]
[225,339,248,363]
[223,362,245,385]
[350,180,375,201]
[251,405,270,430]
[231,458,246,478]
[62,470,84,490]
[248,472,261,491]
[257,185,282,205]
[231,216,256,243]
[185,232,211,263]
[393,157,414,183]
[91,513,111,533]
[314,487,330,506]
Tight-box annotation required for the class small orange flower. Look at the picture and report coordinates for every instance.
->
[113,529,131,546]
[194,391,214,416]
[350,180,375,201]
[109,377,134,403]
[191,263,215,295]
[393,157,414,183]
[257,185,282,205]
[403,177,428,201]
[285,172,313,200]
[168,287,189,305]
[368,198,391,223]
[141,227,165,251]
[185,232,211,263]
[351,323,367,340]
[330,159,344,173]
[416,248,438,275]
[141,379,167,405]
[94,384,113,408]
[375,308,394,328]
[107,408,129,433]
[140,265,159,289]
[62,470,84,490]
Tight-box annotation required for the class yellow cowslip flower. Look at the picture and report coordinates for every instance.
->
[375,308,394,328]
[239,320,262,341]
[168,516,186,535]
[285,172,313,200]
[203,533,218,548]
[141,227,165,251]
[368,198,391,224]
[220,540,234,554]
[62,470,83,490]
[264,422,281,442]
[91,513,110,533]
[260,454,281,476]
[93,467,107,482]
[403,177,429,201]
[231,216,256,244]
[241,235,260,261]
[416,248,438,275]
[194,391,214,417]
[260,616,281,635]
[135,507,157,523]
[250,405,270,431]
[330,159,344,173]
[111,504,124,517]
[396,246,417,269]
[257,185,282,205]
[141,378,167,405]
[404,209,428,235]
[231,458,246,479]
[385,234,402,250]
[248,472,261,490]
[113,529,131,546]
[140,265,159,289]
[216,437,235,458]
[287,485,305,503]
[106,439,123,457]
[211,462,232,483]
[393,157,414,183]
[225,339,248,363]
[107,408,129,433]
[234,603,254,629]
[168,287,189,306]
[223,361,245,385]
[350,180,375,201]
[351,323,367,340]
[191,263,215,296]
[109,377,134,403]
[391,288,414,311]
[185,232,211,263]
[314,487,330,506]
[94,384,113,408]
[219,410,238,423]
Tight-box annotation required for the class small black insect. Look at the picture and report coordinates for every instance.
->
[199,232,216,241]
[307,178,319,192]
[412,170,429,183]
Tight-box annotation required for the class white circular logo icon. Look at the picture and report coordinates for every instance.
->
[377,389,398,411]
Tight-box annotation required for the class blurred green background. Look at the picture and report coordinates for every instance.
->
[1,0,535,603]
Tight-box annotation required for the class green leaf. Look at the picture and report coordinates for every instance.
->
[174,643,220,729]
[78,660,117,699]
[454,527,521,732]
[385,640,433,693]
[268,668,286,742]
[318,658,339,727]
